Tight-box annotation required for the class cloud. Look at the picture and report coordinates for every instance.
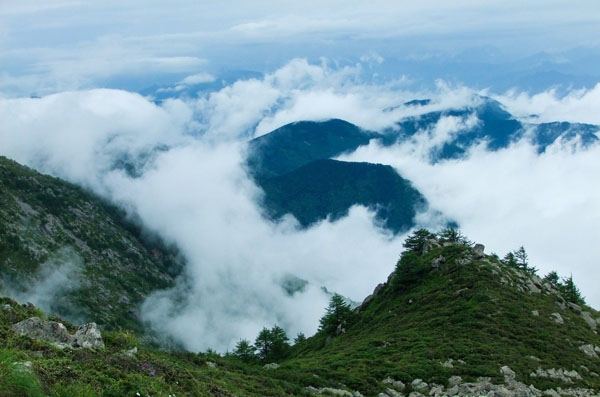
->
[340,128,600,308]
[495,83,600,125]
[1,247,85,322]
[1,59,598,352]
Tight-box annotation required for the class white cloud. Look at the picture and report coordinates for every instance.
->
[496,83,600,125]
[1,59,599,353]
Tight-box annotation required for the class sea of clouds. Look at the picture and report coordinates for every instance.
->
[1,59,599,351]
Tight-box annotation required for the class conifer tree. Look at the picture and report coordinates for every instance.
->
[319,293,353,334]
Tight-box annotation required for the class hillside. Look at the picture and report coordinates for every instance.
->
[0,156,182,331]
[257,159,426,232]
[2,230,599,396]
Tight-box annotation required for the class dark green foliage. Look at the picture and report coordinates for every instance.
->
[233,339,256,363]
[294,333,306,344]
[543,271,560,287]
[318,294,354,335]
[254,325,291,362]
[258,159,426,234]
[0,156,183,331]
[437,227,471,246]
[246,119,378,178]
[393,251,431,290]
[559,275,586,305]
[403,228,436,254]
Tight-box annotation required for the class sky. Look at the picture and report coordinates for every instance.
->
[1,1,599,351]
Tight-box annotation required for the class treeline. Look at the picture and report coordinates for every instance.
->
[400,227,586,305]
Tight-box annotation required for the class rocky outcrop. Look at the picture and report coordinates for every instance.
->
[530,367,582,384]
[12,317,104,349]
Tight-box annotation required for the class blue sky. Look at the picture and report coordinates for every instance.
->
[2,0,600,96]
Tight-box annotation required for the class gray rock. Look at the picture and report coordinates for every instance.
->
[72,322,104,349]
[472,243,485,258]
[431,256,446,269]
[206,361,218,368]
[263,363,279,370]
[530,367,582,383]
[567,302,582,313]
[448,376,462,386]
[123,347,137,357]
[580,311,597,330]
[383,388,403,397]
[526,279,542,294]
[579,344,598,359]
[12,317,72,349]
[500,366,516,382]
[410,379,427,391]
[423,239,440,253]
[551,312,564,324]
[382,377,405,390]
[2,304,12,311]
[532,310,540,317]
[319,387,354,396]
[441,358,454,368]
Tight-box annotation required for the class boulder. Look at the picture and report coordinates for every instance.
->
[580,311,597,330]
[206,361,218,368]
[431,256,446,269]
[551,312,564,324]
[472,244,485,258]
[410,379,427,391]
[263,363,279,370]
[567,302,582,313]
[72,322,104,349]
[500,366,516,382]
[382,377,405,390]
[531,310,539,317]
[579,344,598,359]
[12,317,73,349]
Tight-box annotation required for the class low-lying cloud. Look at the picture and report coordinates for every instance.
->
[1,59,598,351]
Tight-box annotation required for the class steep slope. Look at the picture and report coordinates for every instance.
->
[0,156,182,331]
[258,159,426,233]
[284,237,600,396]
[2,233,599,396]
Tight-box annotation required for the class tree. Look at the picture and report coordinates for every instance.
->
[254,327,273,360]
[319,293,353,334]
[543,271,560,287]
[294,333,306,344]
[502,252,518,268]
[403,228,436,254]
[254,325,290,361]
[560,275,585,305]
[437,227,471,246]
[233,339,256,362]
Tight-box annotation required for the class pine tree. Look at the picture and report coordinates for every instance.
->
[254,327,272,360]
[543,271,560,287]
[233,339,255,362]
[560,275,585,305]
[294,333,306,344]
[319,293,353,334]
[438,227,471,246]
[403,228,436,253]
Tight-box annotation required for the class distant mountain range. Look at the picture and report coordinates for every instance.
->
[246,98,598,233]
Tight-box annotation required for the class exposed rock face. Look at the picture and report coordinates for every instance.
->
[551,312,564,324]
[472,243,485,258]
[580,311,597,330]
[530,367,582,383]
[12,317,73,348]
[72,322,104,349]
[12,317,104,349]
[382,377,405,390]
[306,386,361,396]
[580,344,599,359]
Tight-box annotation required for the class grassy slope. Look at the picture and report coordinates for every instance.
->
[2,241,598,396]
[285,243,600,395]
[0,156,182,331]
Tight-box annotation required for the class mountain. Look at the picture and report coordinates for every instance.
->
[2,232,599,396]
[247,119,379,178]
[0,156,182,331]
[257,159,426,233]
[247,119,430,233]
[385,97,599,160]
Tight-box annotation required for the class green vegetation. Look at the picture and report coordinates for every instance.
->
[0,156,182,331]
[258,159,426,233]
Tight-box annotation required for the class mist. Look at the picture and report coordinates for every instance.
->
[1,59,599,351]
